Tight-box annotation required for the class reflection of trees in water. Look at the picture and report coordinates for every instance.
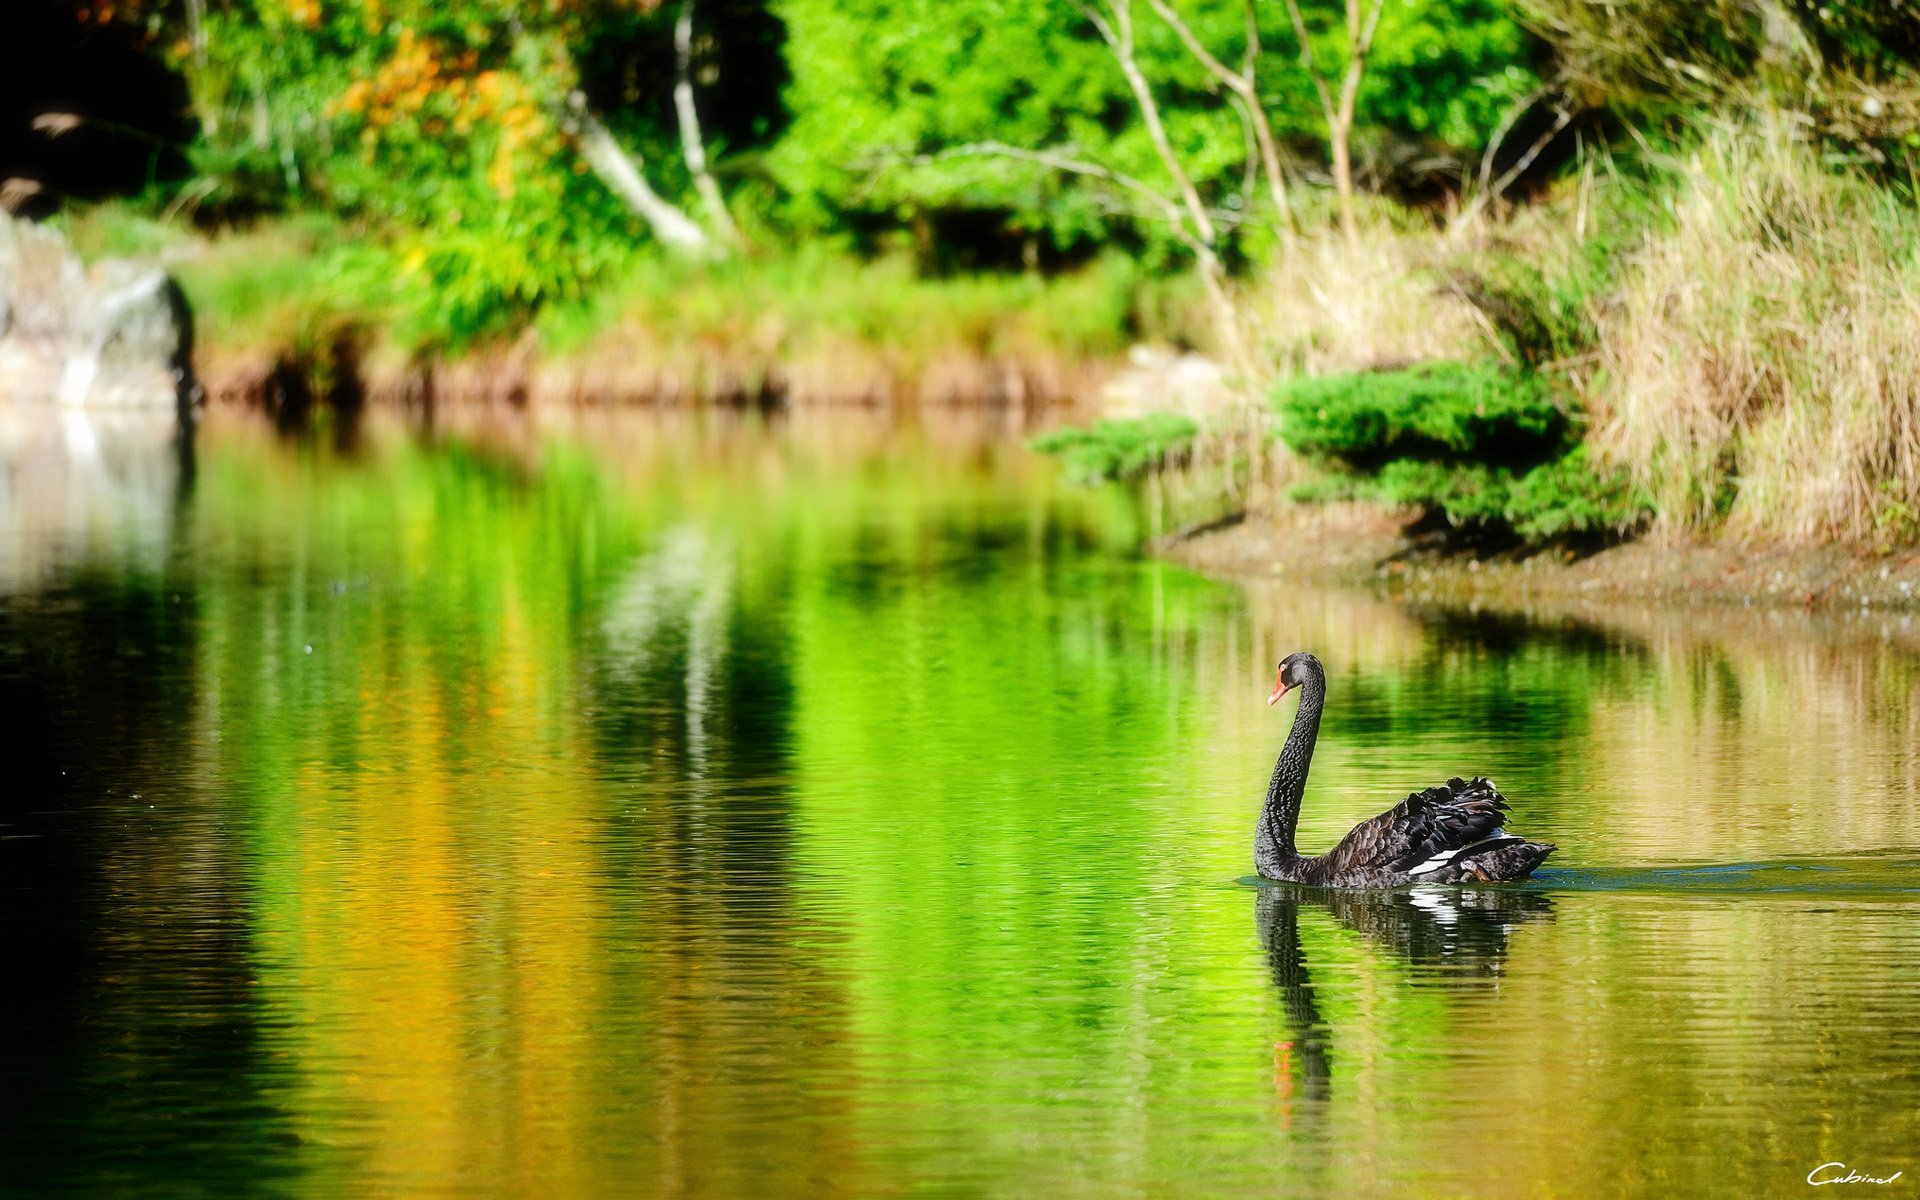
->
[0,568,303,1193]
[591,526,857,1195]
[1341,605,1653,752]
[1257,885,1555,1104]
[1413,599,1920,854]
[600,526,743,782]
[1221,571,1920,865]
[595,525,802,876]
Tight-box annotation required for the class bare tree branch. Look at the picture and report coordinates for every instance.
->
[1145,0,1236,82]
[908,142,1253,232]
[1477,86,1551,195]
[911,141,1185,225]
[1282,0,1383,247]
[1088,0,1219,249]
[1281,0,1338,128]
[1456,105,1575,227]
[902,2,1257,362]
[1144,0,1296,248]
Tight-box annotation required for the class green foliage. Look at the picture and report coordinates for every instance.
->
[1370,448,1649,539]
[539,247,1199,361]
[1278,363,1649,545]
[379,219,630,349]
[1503,446,1652,540]
[105,0,1547,344]
[118,0,694,347]
[124,0,1543,276]
[97,190,1198,370]
[771,0,1541,254]
[1276,362,1567,467]
[1375,459,1513,527]
[1029,415,1200,485]
[153,212,616,354]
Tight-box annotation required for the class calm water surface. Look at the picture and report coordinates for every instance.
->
[2,410,1917,1197]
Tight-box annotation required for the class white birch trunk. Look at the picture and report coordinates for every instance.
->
[674,1,740,245]
[566,93,713,256]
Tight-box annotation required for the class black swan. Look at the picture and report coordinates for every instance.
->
[1256,652,1555,887]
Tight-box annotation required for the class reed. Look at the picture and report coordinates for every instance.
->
[1586,119,1920,544]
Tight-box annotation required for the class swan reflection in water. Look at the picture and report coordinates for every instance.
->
[1257,885,1555,1103]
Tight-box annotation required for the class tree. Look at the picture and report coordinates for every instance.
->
[142,0,750,254]
[1145,0,1299,256]
[778,0,1541,258]
[1282,0,1386,248]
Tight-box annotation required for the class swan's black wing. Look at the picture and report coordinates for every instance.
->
[1319,776,1512,879]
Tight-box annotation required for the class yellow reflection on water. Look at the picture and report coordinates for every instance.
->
[2,407,1916,1196]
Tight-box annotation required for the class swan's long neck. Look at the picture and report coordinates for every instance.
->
[1257,666,1324,874]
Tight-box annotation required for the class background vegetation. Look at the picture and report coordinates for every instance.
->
[8,0,1920,544]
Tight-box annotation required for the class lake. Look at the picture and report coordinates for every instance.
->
[2,408,1916,1197]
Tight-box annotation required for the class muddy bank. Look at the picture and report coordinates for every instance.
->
[201,346,1109,414]
[1161,500,1920,615]
[194,325,1174,417]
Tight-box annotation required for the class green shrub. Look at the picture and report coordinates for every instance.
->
[1276,362,1567,468]
[1504,446,1652,540]
[1278,362,1649,545]
[1369,452,1649,539]
[1029,415,1200,485]
[1375,459,1514,527]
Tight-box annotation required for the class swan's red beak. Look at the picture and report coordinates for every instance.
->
[1267,671,1290,707]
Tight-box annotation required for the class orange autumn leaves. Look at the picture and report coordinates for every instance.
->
[331,27,554,199]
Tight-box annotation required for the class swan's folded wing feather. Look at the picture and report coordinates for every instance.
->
[1322,776,1512,876]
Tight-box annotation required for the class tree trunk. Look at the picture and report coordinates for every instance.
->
[1143,0,1296,254]
[1245,95,1297,254]
[564,93,713,256]
[1331,65,1360,248]
[673,0,740,246]
[1089,1,1244,363]
[1331,0,1386,250]
[1088,0,1217,249]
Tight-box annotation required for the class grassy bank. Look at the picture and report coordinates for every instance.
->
[50,118,1920,554]
[56,206,1211,409]
[1040,120,1920,554]
[1591,123,1920,544]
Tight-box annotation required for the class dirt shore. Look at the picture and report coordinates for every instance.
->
[1159,500,1920,615]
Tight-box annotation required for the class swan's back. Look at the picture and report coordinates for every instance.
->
[1296,777,1554,887]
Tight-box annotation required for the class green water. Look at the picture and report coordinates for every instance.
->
[2,411,1917,1198]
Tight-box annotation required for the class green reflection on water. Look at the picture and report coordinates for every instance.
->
[1,411,1916,1198]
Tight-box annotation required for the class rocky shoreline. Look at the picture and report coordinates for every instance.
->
[1,214,197,416]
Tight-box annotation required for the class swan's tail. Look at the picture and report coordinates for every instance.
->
[1454,838,1556,882]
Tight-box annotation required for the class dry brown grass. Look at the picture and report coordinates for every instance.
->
[1239,124,1920,549]
[1587,120,1920,544]
[1245,224,1491,377]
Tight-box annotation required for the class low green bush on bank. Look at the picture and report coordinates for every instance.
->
[1030,362,1651,549]
[1028,414,1200,485]
[1275,362,1650,547]
[1278,362,1566,468]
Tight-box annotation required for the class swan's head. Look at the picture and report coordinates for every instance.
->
[1267,652,1321,706]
